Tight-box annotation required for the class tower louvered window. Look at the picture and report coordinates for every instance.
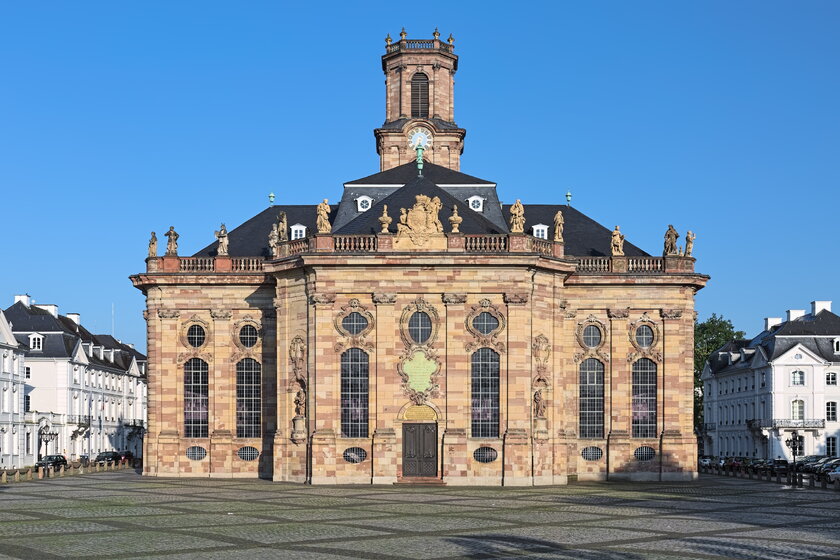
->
[411,73,429,118]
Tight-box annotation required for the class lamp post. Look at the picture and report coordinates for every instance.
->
[38,428,58,461]
[785,429,802,473]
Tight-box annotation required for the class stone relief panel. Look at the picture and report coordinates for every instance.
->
[532,334,551,388]
[627,312,663,363]
[464,299,506,354]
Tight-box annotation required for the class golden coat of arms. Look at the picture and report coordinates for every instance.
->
[394,194,446,249]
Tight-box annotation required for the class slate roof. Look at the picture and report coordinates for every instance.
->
[345,160,493,186]
[377,118,462,132]
[707,309,840,374]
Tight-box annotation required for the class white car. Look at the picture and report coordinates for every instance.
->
[828,466,840,484]
[699,457,713,467]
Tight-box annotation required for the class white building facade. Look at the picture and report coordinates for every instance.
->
[0,310,32,468]
[701,301,840,460]
[4,295,147,463]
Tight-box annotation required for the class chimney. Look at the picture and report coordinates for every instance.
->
[811,301,832,315]
[787,309,805,322]
[34,304,58,318]
[14,294,31,307]
[764,317,782,331]
[66,313,80,326]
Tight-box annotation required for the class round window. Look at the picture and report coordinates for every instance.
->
[360,199,370,210]
[472,312,499,335]
[634,446,655,461]
[473,447,498,463]
[471,199,481,210]
[635,325,654,348]
[239,325,259,348]
[237,446,259,461]
[408,311,432,344]
[343,447,367,464]
[187,325,206,348]
[341,312,369,335]
[581,446,603,461]
[582,325,602,348]
[185,446,207,461]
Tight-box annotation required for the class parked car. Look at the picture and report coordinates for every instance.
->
[35,455,68,471]
[802,457,833,473]
[118,450,134,462]
[827,466,840,484]
[769,459,789,475]
[815,458,840,480]
[93,451,122,465]
[699,457,713,468]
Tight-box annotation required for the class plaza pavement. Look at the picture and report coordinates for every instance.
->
[1,472,839,559]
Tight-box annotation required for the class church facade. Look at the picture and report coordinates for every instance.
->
[131,31,708,484]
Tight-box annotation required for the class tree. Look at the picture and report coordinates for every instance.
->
[694,314,746,429]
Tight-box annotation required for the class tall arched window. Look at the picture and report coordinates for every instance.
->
[411,73,429,118]
[579,358,604,438]
[184,358,209,438]
[471,348,500,438]
[791,399,805,420]
[341,349,369,438]
[632,358,657,438]
[236,358,261,438]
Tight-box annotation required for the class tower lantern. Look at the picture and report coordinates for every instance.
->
[374,30,466,172]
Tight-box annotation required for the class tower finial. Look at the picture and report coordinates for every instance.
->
[447,33,454,45]
[385,33,392,46]
[433,28,440,40]
[400,27,407,40]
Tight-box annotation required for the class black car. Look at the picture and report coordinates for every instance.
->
[118,450,134,462]
[94,451,122,465]
[35,455,68,471]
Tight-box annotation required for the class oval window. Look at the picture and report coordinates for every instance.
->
[582,325,601,348]
[187,325,206,348]
[472,312,499,335]
[341,312,369,335]
[237,446,259,461]
[239,325,258,347]
[635,325,654,348]
[634,446,655,461]
[343,447,367,464]
[473,447,498,463]
[581,446,603,461]
[185,446,207,461]
[408,311,432,344]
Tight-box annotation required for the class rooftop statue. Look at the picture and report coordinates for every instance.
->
[316,199,331,233]
[164,226,179,256]
[148,232,157,258]
[215,223,229,256]
[277,211,288,242]
[509,199,525,233]
[685,230,696,257]
[611,226,625,256]
[553,210,564,242]
[664,224,679,256]
[268,224,280,259]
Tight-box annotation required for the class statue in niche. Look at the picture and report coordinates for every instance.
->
[268,224,280,259]
[316,199,331,233]
[533,390,547,418]
[277,211,288,242]
[378,205,392,233]
[553,210,564,242]
[148,232,157,258]
[448,205,462,233]
[611,226,625,256]
[294,389,306,417]
[214,223,229,256]
[664,224,679,256]
[289,336,307,390]
[164,226,179,256]
[685,230,696,256]
[509,199,525,233]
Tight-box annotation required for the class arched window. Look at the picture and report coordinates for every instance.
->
[341,349,369,438]
[579,358,604,438]
[632,358,657,438]
[791,399,804,420]
[184,358,209,438]
[791,370,805,386]
[236,358,261,438]
[411,73,429,118]
[471,348,500,438]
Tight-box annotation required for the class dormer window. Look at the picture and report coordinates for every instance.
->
[356,195,374,212]
[29,334,43,351]
[531,224,548,239]
[834,338,840,353]
[290,224,307,240]
[467,196,484,212]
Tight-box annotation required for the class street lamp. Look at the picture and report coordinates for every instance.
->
[785,429,803,472]
[38,428,58,461]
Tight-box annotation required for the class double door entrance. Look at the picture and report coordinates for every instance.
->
[402,423,437,477]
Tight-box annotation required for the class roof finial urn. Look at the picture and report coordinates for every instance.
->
[400,27,407,40]
[385,33,392,46]
[433,28,440,40]
[447,33,454,45]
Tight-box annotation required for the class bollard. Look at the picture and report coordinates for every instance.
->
[59,465,65,478]
[797,473,804,488]
[809,475,815,488]
[1,470,6,484]
[79,464,84,475]
[95,463,100,472]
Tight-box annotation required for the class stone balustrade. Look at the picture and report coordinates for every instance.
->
[146,234,696,275]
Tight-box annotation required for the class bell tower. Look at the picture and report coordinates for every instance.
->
[374,28,466,171]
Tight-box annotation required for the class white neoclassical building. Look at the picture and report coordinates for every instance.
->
[3,295,147,463]
[0,309,32,468]
[701,300,840,460]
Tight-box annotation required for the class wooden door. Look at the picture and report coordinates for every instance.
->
[402,423,437,477]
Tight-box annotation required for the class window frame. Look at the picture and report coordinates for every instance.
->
[236,358,262,438]
[827,401,838,423]
[632,358,658,439]
[184,358,209,438]
[579,358,605,439]
[340,348,369,438]
[791,399,805,421]
[791,370,805,386]
[471,348,500,438]
[290,224,307,240]
[410,72,430,118]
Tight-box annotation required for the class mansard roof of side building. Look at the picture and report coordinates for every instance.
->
[194,159,651,258]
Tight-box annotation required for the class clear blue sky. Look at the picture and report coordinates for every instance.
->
[2,2,838,352]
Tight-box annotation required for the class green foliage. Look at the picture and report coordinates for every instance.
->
[694,314,746,427]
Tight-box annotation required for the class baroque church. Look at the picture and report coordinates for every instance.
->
[131,30,708,484]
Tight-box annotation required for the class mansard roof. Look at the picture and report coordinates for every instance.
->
[707,309,840,374]
[345,160,493,186]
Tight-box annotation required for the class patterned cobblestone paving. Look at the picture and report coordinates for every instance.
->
[1,473,839,559]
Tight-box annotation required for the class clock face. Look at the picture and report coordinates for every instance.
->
[408,128,432,149]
